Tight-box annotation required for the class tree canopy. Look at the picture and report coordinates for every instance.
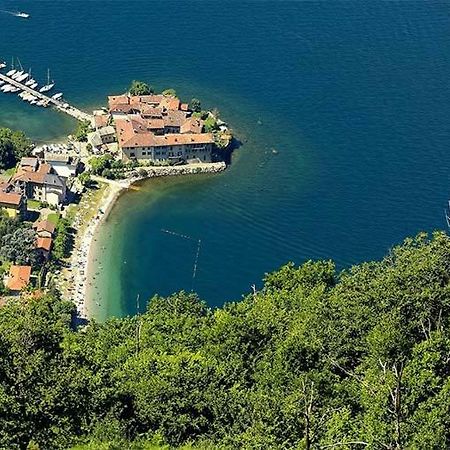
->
[1,232,450,448]
[0,127,32,170]
[129,80,154,96]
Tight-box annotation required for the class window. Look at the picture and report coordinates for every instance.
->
[142,151,147,156]
[130,152,135,157]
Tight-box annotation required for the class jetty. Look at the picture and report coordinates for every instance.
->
[0,72,93,124]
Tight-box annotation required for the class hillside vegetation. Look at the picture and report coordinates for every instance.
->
[1,232,450,449]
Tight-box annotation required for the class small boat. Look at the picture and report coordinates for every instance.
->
[29,82,38,89]
[16,73,28,82]
[40,69,55,92]
[2,85,13,92]
[25,78,35,86]
[11,87,20,93]
[6,69,16,77]
[11,70,24,80]
[0,81,4,86]
[0,62,6,69]
[52,92,63,100]
[15,12,30,19]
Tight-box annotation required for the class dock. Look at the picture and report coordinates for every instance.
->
[0,72,94,124]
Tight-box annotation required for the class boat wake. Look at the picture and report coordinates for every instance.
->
[0,10,30,18]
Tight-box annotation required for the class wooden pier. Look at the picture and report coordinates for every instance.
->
[0,72,94,124]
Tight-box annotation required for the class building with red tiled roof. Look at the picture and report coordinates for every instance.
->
[33,220,56,238]
[109,92,216,163]
[36,236,53,259]
[11,160,67,207]
[5,265,32,293]
[0,183,26,218]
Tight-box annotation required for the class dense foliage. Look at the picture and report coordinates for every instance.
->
[0,127,32,170]
[1,232,450,449]
[0,212,42,268]
[73,121,93,142]
[52,218,73,261]
[129,80,154,96]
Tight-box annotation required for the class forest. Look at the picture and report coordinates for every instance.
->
[1,232,449,449]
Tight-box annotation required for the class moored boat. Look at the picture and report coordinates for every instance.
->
[52,92,63,100]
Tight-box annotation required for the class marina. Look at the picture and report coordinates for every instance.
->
[0,64,93,124]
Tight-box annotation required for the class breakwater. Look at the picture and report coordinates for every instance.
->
[131,162,227,181]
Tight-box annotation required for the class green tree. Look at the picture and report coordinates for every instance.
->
[74,120,93,142]
[0,127,32,169]
[129,80,154,96]
[78,172,92,187]
[52,219,73,260]
[189,98,201,113]
[162,88,177,97]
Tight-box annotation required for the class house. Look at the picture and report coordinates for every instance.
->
[5,265,31,294]
[44,153,81,179]
[11,158,67,206]
[87,125,117,149]
[33,219,56,238]
[0,182,27,218]
[36,236,53,260]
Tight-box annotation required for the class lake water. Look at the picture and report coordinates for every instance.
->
[1,1,450,319]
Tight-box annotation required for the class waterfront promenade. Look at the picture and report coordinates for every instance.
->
[0,72,94,123]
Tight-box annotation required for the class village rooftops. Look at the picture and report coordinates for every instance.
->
[115,117,214,149]
[33,219,56,236]
[44,153,71,164]
[36,236,53,252]
[0,190,22,207]
[12,163,52,184]
[20,157,39,169]
[6,265,31,292]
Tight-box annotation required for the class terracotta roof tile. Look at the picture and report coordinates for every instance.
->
[6,265,31,291]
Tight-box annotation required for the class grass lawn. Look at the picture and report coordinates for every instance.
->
[27,200,42,210]
[47,213,60,225]
[0,167,16,181]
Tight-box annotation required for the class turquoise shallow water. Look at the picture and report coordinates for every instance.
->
[1,2,450,318]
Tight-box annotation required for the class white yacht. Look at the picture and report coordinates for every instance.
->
[16,73,29,83]
[11,70,24,80]
[51,93,63,100]
[0,62,6,69]
[15,12,30,19]
[2,85,13,92]
[29,82,38,89]
[6,69,16,77]
[0,81,4,86]
[40,69,55,92]
[25,78,35,86]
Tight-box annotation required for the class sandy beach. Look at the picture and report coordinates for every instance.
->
[68,178,130,318]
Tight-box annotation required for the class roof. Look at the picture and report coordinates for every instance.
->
[94,113,110,129]
[44,153,70,163]
[98,125,116,136]
[0,190,22,207]
[6,265,31,291]
[12,163,52,185]
[33,219,56,235]
[116,116,214,149]
[36,237,52,252]
[181,117,204,134]
[20,157,39,168]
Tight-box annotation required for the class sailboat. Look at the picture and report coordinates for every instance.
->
[39,68,54,92]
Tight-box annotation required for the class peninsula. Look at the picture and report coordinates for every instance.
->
[0,81,233,317]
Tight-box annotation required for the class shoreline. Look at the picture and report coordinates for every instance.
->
[71,178,130,319]
[71,162,227,320]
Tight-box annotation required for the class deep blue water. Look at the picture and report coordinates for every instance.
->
[1,1,450,318]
